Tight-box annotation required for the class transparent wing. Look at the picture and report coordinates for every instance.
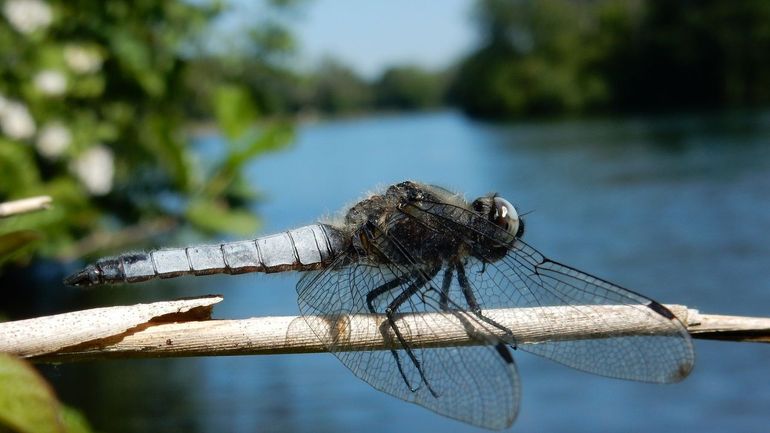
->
[405,199,695,383]
[296,222,520,430]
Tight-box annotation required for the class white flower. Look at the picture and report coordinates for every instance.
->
[36,122,71,159]
[64,45,103,74]
[71,145,115,195]
[3,0,53,34]
[0,101,36,140]
[34,70,67,96]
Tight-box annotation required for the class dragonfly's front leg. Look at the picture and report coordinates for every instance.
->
[437,263,516,367]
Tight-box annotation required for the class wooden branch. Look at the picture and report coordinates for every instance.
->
[0,296,767,363]
[0,196,52,218]
[0,296,222,358]
[686,311,770,343]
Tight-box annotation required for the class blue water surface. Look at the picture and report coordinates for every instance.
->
[48,110,770,433]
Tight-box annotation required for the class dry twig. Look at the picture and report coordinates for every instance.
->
[0,196,52,218]
[0,295,766,363]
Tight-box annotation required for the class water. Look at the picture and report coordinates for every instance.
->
[45,110,770,432]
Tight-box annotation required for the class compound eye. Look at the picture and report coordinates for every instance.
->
[492,197,520,237]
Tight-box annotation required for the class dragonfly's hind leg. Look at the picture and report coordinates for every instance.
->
[366,266,441,397]
[456,263,519,349]
[384,266,441,398]
[366,274,418,393]
[438,264,454,311]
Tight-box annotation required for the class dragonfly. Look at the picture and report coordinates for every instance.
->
[65,181,695,430]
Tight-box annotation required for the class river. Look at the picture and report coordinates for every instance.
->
[46,110,770,432]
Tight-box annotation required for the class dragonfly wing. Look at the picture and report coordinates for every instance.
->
[403,200,695,383]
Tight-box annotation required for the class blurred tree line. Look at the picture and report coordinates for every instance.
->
[190,0,770,120]
[450,0,770,118]
[186,55,450,117]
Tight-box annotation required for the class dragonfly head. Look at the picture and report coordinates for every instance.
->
[472,195,525,240]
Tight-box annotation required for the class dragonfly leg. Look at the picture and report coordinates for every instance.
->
[456,263,519,349]
[384,265,441,398]
[365,275,410,313]
[439,264,454,311]
[365,273,419,392]
[437,263,515,365]
[360,222,441,395]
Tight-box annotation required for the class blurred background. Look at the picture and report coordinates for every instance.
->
[1,0,769,432]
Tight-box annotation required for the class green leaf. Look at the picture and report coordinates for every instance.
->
[224,123,293,179]
[59,406,94,433]
[213,85,259,141]
[0,141,42,196]
[110,30,165,96]
[186,199,260,235]
[202,123,293,198]
[0,354,64,433]
[238,123,293,162]
[0,231,43,264]
[139,113,192,190]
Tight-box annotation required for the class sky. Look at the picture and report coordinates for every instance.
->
[228,0,478,79]
[295,0,477,78]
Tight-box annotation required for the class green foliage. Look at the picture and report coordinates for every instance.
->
[599,0,770,109]
[57,407,92,433]
[203,58,450,116]
[374,66,447,110]
[247,22,297,63]
[186,199,260,235]
[451,0,770,118]
[215,85,261,142]
[191,83,294,235]
[0,354,94,433]
[183,1,307,118]
[0,230,42,265]
[311,58,374,115]
[451,0,612,117]
[0,0,292,261]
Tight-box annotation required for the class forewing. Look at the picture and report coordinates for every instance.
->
[405,200,695,383]
[296,224,520,430]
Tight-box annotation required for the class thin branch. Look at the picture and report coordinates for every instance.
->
[687,312,770,343]
[0,296,766,363]
[54,216,178,260]
[0,196,52,218]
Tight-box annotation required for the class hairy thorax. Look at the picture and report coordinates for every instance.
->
[342,181,472,266]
